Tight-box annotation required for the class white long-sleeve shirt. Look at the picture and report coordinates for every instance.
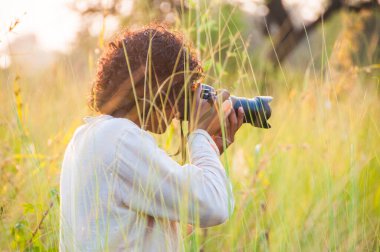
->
[59,114,234,251]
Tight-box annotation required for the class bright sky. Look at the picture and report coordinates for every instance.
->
[0,0,81,52]
[0,0,82,68]
[0,0,135,68]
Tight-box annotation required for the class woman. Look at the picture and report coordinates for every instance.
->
[60,25,244,251]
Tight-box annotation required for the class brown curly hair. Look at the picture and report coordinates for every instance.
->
[89,25,203,118]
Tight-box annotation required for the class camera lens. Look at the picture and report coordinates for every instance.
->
[231,96,272,128]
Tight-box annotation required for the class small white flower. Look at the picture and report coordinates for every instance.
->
[255,144,261,154]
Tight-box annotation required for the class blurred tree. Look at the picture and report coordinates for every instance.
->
[264,0,379,65]
[70,0,379,68]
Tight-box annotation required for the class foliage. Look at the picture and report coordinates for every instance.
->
[0,0,379,251]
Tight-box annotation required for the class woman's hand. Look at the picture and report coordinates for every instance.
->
[189,87,229,134]
[211,105,244,154]
[189,86,244,154]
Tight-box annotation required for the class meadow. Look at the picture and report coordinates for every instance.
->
[0,1,379,251]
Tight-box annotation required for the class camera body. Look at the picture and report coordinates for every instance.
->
[185,83,272,128]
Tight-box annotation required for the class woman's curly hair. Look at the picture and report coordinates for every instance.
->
[89,25,203,117]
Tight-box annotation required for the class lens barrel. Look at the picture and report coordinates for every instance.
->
[230,96,272,128]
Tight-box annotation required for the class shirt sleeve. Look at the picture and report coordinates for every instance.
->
[115,127,234,227]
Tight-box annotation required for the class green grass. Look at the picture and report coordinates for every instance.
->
[1,0,379,251]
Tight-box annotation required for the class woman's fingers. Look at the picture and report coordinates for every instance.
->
[237,106,244,129]
[216,89,230,103]
[222,98,233,118]
[215,89,230,112]
[228,107,237,143]
[228,106,244,143]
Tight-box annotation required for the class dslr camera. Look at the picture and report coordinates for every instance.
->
[181,83,273,128]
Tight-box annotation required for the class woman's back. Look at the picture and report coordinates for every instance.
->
[60,115,181,251]
[60,114,233,251]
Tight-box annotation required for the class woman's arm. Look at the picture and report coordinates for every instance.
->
[115,126,234,227]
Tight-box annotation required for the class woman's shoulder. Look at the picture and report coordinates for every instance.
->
[79,114,155,144]
[83,114,136,129]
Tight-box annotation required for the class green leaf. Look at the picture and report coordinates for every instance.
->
[23,203,35,214]
[49,188,58,199]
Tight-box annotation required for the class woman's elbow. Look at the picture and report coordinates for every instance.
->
[206,207,231,227]
[198,197,234,227]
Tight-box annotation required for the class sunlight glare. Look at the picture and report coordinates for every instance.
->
[0,0,81,53]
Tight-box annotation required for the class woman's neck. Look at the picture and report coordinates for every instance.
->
[111,106,144,129]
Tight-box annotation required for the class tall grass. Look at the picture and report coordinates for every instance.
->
[0,0,379,251]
